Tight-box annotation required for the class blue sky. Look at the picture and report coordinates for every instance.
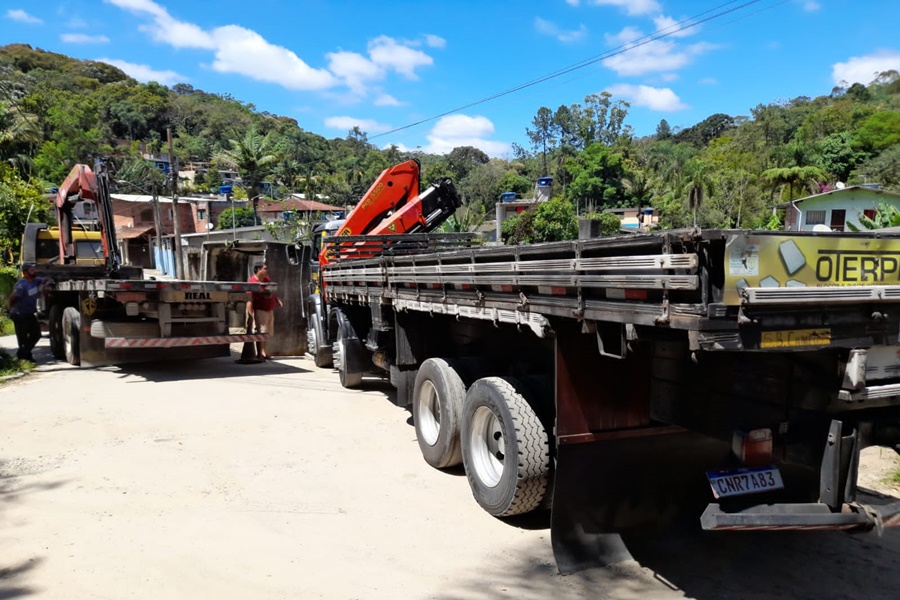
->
[2,0,899,158]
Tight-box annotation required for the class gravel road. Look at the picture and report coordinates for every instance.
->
[2,335,900,600]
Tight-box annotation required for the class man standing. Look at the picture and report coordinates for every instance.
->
[247,262,282,359]
[6,263,45,362]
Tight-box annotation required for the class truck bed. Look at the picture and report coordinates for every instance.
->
[322,228,900,353]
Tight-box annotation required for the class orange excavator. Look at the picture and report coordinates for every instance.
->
[307,159,461,371]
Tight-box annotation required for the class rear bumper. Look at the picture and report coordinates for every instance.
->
[105,334,266,349]
[701,499,900,531]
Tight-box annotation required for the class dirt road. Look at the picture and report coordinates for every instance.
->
[2,336,900,599]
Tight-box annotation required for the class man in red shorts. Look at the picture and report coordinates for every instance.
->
[247,262,283,359]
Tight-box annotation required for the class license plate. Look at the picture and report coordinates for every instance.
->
[707,466,785,499]
[761,328,831,349]
[160,290,228,302]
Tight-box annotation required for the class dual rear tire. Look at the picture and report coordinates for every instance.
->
[412,359,551,517]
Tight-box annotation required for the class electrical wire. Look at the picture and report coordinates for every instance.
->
[370,0,777,140]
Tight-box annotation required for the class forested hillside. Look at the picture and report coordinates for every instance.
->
[1,42,899,258]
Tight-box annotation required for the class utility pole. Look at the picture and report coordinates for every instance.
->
[168,127,185,279]
[151,182,163,267]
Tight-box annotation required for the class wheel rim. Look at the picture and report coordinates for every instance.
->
[333,339,344,372]
[416,380,441,446]
[64,323,74,357]
[307,327,317,354]
[469,405,505,488]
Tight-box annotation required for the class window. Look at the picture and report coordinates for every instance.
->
[83,202,94,216]
[197,209,207,220]
[140,208,153,222]
[805,210,826,226]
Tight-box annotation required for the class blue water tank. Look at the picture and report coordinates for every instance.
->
[219,185,233,195]
[500,192,517,202]
[537,177,553,187]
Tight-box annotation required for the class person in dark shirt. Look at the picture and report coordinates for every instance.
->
[247,263,282,359]
[6,262,46,362]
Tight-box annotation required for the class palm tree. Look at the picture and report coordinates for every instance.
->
[683,158,715,227]
[214,125,279,221]
[0,100,41,175]
[761,166,826,203]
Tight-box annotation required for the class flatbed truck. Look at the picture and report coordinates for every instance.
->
[317,223,900,572]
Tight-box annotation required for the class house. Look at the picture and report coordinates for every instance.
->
[255,196,342,223]
[777,185,900,232]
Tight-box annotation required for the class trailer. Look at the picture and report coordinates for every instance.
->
[317,227,900,572]
[29,160,271,367]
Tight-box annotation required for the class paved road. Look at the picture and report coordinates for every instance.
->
[1,335,900,599]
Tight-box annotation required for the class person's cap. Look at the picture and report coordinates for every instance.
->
[21,262,36,271]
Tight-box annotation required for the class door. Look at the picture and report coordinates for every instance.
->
[830,209,846,232]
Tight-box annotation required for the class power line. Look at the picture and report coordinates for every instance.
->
[371,0,772,141]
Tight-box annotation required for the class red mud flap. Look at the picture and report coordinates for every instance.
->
[105,334,266,349]
[700,500,900,532]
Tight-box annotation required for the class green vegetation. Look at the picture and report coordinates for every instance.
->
[0,43,899,259]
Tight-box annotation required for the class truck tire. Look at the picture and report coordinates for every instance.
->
[48,304,65,359]
[413,358,466,468]
[461,377,550,517]
[333,326,363,388]
[62,306,81,366]
[307,314,332,368]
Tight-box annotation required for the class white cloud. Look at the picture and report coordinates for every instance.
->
[61,33,110,44]
[422,115,510,156]
[605,84,687,111]
[327,51,383,94]
[424,34,446,49]
[96,58,186,85]
[106,0,435,99]
[653,15,696,38]
[6,9,42,24]
[583,0,661,16]
[602,27,715,76]
[535,18,587,43]
[566,0,580,6]
[374,93,403,107]
[324,116,391,134]
[832,50,900,86]
[368,36,433,79]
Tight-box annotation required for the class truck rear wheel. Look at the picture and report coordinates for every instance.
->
[48,304,65,359]
[62,307,81,366]
[333,326,363,388]
[461,377,550,517]
[307,313,333,368]
[413,358,466,468]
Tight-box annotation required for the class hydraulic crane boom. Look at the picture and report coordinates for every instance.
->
[55,160,121,273]
[319,159,461,267]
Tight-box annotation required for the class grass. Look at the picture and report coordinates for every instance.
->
[0,315,34,378]
[0,349,33,378]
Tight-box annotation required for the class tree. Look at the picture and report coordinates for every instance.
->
[655,119,672,141]
[502,197,577,245]
[0,166,51,262]
[564,143,628,214]
[447,146,489,180]
[761,165,826,202]
[526,107,555,175]
[214,125,279,219]
[683,158,715,226]
[215,206,260,230]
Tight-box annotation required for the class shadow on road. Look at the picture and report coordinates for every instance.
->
[0,558,41,599]
[432,525,900,600]
[113,351,313,383]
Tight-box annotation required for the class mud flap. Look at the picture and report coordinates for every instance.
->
[550,429,728,574]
